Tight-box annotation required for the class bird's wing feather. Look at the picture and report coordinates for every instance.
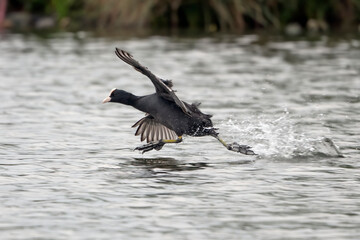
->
[132,115,178,143]
[115,48,191,115]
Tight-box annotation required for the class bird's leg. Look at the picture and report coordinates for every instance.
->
[135,136,183,154]
[215,136,256,155]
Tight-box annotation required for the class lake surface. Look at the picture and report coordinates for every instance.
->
[1,32,359,239]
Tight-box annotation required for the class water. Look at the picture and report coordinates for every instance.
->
[1,33,359,239]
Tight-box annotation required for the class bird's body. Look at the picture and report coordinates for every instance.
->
[133,93,209,137]
[110,90,216,138]
[103,48,255,155]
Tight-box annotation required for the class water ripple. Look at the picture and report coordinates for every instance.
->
[0,33,359,239]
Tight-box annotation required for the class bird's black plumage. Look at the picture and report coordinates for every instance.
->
[103,48,255,155]
[108,48,217,140]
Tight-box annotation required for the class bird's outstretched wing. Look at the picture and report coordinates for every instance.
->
[115,48,191,115]
[132,115,178,143]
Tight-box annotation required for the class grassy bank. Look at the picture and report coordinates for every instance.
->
[4,0,360,33]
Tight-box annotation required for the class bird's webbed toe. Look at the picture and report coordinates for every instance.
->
[227,142,256,155]
[135,141,165,154]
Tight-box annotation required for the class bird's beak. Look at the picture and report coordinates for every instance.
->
[102,96,111,104]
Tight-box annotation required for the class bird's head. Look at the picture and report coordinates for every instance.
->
[102,88,135,105]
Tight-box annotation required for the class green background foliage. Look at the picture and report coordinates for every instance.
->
[5,0,360,32]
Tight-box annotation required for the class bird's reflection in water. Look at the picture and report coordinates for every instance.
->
[131,157,209,172]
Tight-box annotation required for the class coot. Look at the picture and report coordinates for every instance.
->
[103,48,255,155]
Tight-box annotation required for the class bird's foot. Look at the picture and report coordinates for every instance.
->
[227,142,256,155]
[135,141,165,154]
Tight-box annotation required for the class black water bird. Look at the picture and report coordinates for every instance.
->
[103,48,255,155]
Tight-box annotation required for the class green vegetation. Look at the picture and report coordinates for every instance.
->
[5,0,360,33]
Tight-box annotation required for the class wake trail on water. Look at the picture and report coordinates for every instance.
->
[219,112,343,159]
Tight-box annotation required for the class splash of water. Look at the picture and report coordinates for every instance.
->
[219,112,342,158]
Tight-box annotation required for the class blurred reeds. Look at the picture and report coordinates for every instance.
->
[5,0,360,32]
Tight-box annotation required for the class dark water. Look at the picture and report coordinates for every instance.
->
[1,33,359,239]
